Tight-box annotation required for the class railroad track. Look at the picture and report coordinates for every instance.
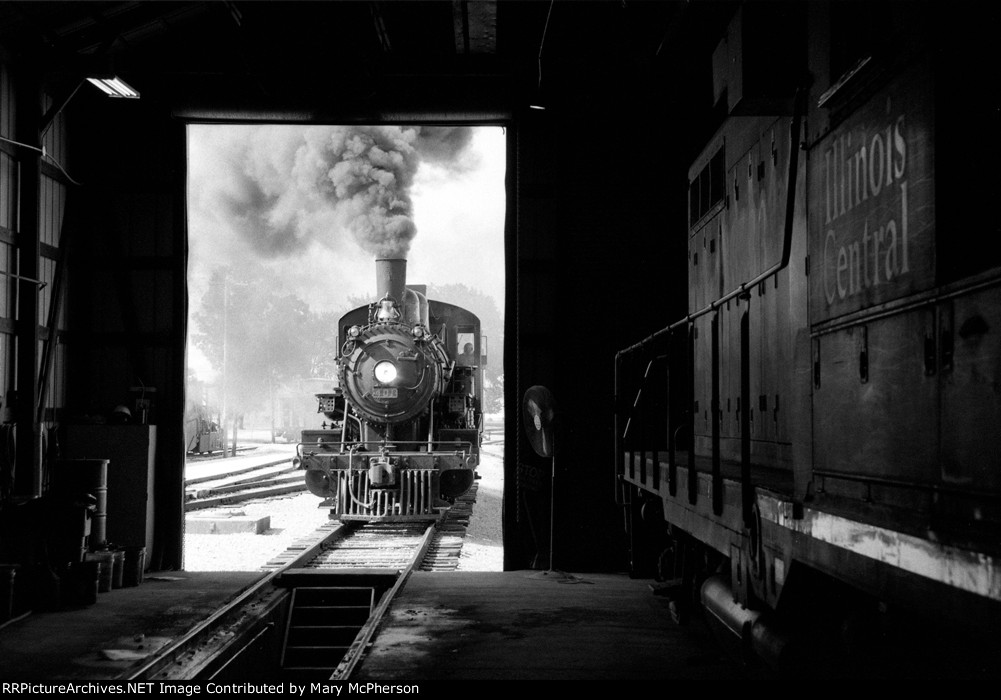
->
[136,485,482,680]
[185,436,499,512]
[421,481,478,571]
[269,482,480,574]
[185,460,305,511]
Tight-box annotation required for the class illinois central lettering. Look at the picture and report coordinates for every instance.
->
[822,114,910,305]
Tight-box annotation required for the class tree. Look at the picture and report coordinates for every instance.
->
[301,309,342,379]
[191,264,337,427]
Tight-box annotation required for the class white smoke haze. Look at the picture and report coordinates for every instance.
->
[186,124,503,381]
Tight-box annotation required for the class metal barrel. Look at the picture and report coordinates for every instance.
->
[0,565,16,621]
[122,546,146,587]
[85,551,115,593]
[53,458,109,551]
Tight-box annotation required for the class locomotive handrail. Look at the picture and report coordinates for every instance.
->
[621,354,667,441]
[340,402,350,451]
[300,438,474,454]
[427,392,435,451]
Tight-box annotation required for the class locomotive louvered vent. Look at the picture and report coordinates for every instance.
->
[690,147,726,227]
[332,469,437,519]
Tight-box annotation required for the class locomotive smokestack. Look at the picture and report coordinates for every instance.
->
[376,258,407,305]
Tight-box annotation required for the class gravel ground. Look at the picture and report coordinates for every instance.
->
[456,439,503,571]
[183,439,504,572]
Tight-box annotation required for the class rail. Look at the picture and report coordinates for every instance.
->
[329,521,438,680]
[123,524,352,680]
[125,515,442,680]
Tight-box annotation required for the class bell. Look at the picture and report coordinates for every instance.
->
[375,299,400,322]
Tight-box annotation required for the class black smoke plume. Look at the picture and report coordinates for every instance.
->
[217,125,473,259]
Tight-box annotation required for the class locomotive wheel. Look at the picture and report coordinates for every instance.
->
[652,538,693,625]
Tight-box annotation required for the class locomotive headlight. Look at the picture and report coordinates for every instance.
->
[374,361,398,384]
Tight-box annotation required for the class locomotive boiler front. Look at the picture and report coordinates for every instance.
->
[339,321,446,425]
[338,258,448,425]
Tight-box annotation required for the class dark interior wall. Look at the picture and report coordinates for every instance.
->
[554,125,689,573]
[63,86,187,571]
[506,37,715,572]
[506,108,558,571]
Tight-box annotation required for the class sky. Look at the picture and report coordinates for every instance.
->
[185,125,507,381]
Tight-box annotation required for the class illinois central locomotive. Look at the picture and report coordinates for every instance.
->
[615,1,1000,674]
[300,258,483,521]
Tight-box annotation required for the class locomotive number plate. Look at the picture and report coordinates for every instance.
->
[372,388,398,399]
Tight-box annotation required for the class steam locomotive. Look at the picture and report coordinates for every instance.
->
[615,2,1000,674]
[299,258,483,521]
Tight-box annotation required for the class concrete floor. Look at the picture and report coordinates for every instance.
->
[351,570,764,681]
[0,567,763,682]
[0,571,264,680]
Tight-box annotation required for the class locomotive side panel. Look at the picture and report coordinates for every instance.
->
[759,119,797,457]
[690,207,712,458]
[721,302,739,463]
[692,312,712,458]
[937,284,1001,548]
[808,59,936,324]
[718,119,761,296]
[813,310,939,485]
[691,114,803,472]
[807,53,1001,547]
[941,284,1001,492]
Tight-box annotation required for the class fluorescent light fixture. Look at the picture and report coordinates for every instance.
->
[529,104,546,110]
[86,76,140,99]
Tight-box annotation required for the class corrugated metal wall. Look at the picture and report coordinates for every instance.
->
[0,61,71,497]
[0,62,17,433]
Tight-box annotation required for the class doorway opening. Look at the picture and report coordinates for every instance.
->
[183,124,506,572]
